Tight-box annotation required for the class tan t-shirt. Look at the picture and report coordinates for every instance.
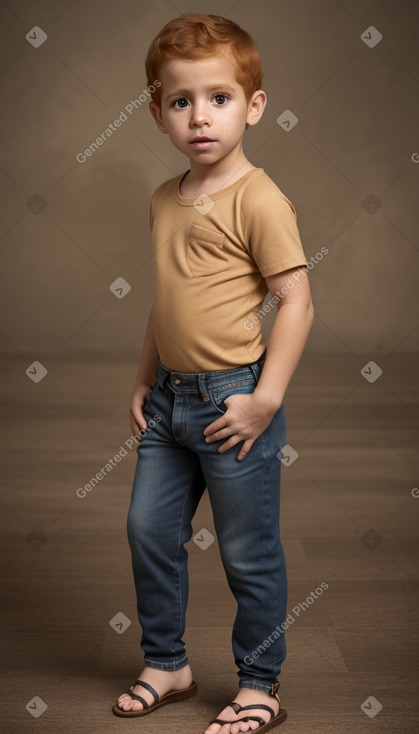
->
[150,167,307,373]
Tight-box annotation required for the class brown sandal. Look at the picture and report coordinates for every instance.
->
[208,687,287,733]
[112,678,198,717]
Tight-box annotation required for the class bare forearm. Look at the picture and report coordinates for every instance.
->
[254,300,314,409]
[132,307,159,391]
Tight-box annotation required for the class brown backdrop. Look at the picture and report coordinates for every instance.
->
[1,1,418,733]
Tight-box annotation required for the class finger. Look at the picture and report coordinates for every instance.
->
[130,413,143,435]
[236,438,254,461]
[130,412,139,434]
[203,418,228,437]
[217,435,243,453]
[205,425,232,443]
[134,406,149,432]
[129,408,140,433]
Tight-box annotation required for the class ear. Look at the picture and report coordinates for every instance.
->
[246,90,267,127]
[149,101,168,134]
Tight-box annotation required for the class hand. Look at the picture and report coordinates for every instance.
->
[129,383,154,436]
[203,392,277,461]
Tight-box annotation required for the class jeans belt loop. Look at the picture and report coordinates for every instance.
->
[198,372,207,398]
[249,357,263,382]
[156,363,169,390]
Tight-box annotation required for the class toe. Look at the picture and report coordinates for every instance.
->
[232,717,263,733]
[204,710,231,734]
[117,693,143,712]
[231,723,249,734]
[129,700,143,711]
[213,724,231,734]
[204,724,221,734]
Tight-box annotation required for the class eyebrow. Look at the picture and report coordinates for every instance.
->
[165,84,236,102]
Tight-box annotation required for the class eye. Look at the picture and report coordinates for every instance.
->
[172,97,189,109]
[213,94,228,105]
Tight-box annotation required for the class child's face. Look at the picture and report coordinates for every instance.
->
[149,54,265,167]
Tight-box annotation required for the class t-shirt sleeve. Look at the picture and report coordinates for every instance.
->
[242,188,307,277]
[149,180,168,231]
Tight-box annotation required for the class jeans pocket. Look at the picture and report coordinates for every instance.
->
[272,404,287,450]
[209,376,256,415]
[141,381,161,417]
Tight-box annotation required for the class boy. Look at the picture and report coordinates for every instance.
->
[113,13,314,734]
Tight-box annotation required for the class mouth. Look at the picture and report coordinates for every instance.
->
[190,137,216,149]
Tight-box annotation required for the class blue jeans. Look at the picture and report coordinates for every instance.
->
[127,350,288,695]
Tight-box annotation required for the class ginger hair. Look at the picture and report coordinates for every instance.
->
[145,13,263,106]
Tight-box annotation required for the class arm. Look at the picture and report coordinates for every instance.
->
[129,305,160,434]
[253,266,314,409]
[203,267,314,460]
[132,305,159,391]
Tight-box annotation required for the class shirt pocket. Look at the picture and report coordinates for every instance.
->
[187,224,228,277]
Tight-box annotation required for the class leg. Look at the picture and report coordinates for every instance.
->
[128,441,206,669]
[202,404,288,693]
[116,380,206,713]
[197,386,288,733]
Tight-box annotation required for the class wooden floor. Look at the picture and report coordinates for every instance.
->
[0,352,418,733]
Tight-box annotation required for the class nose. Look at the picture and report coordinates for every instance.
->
[190,100,211,127]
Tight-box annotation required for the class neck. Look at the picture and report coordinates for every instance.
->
[185,148,255,193]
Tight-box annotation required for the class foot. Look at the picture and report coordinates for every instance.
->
[204,687,280,734]
[116,664,193,713]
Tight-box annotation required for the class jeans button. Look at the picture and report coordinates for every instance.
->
[174,379,181,385]
[202,395,209,402]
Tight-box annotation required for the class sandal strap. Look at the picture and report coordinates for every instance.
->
[271,690,281,706]
[124,690,149,708]
[238,703,275,719]
[208,698,278,727]
[240,716,266,726]
[131,679,159,704]
[228,702,241,714]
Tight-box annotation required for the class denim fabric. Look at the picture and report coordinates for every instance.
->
[127,350,287,694]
